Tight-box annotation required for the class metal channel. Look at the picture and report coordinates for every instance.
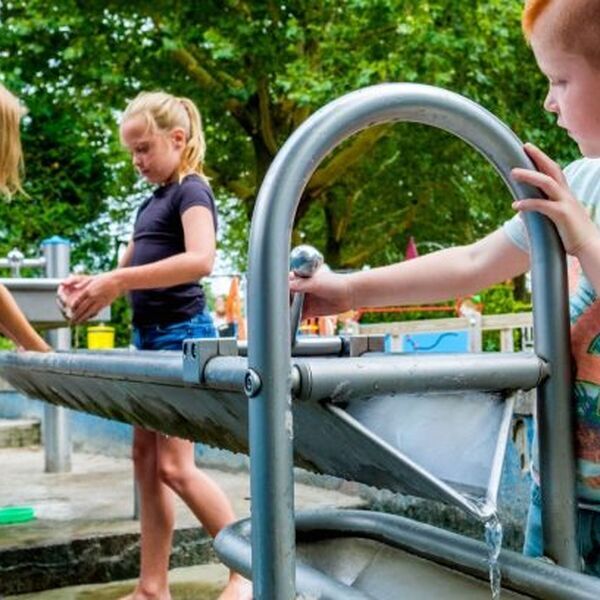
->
[246,82,576,598]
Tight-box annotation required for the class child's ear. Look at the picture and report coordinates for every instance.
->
[171,127,186,149]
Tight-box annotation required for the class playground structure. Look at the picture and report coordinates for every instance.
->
[1,83,600,598]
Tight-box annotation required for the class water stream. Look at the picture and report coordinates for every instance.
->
[465,493,504,600]
[485,514,504,600]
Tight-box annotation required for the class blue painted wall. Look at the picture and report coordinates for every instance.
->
[402,330,470,353]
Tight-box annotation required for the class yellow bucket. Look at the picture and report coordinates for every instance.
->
[87,325,115,349]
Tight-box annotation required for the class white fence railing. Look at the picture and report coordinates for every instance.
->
[359,312,534,353]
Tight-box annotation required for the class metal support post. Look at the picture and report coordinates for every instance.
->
[42,236,72,473]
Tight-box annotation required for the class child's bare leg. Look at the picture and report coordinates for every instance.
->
[120,428,175,600]
[157,436,252,598]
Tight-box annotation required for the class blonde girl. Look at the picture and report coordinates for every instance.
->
[59,91,250,600]
[0,83,50,352]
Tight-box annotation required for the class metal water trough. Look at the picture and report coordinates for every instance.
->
[216,510,600,600]
[0,342,536,516]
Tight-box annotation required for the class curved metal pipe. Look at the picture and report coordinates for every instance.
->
[215,510,600,600]
[247,82,576,598]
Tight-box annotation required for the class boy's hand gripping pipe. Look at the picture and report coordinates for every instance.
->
[289,245,323,351]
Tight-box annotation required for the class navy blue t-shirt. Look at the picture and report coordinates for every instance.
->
[129,174,218,327]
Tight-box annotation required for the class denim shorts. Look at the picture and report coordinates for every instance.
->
[524,482,600,576]
[133,312,217,351]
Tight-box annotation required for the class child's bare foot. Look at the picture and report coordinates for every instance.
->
[118,586,171,600]
[217,572,253,599]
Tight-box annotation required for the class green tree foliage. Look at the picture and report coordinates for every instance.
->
[0,0,579,276]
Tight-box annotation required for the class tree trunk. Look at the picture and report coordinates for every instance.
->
[512,273,530,302]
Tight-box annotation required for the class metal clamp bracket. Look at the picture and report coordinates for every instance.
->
[342,334,387,357]
[182,337,238,384]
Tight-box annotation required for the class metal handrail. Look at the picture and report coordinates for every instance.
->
[246,83,576,598]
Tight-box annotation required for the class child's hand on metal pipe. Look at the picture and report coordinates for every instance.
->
[289,265,353,319]
[511,143,599,256]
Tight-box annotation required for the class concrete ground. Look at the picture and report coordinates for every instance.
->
[0,445,362,597]
[6,564,231,599]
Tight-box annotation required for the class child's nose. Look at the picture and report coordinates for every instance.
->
[543,90,558,113]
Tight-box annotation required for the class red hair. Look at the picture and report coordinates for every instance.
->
[522,0,554,40]
[522,0,600,67]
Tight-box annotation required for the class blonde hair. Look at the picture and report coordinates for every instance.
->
[121,91,207,180]
[522,0,600,68]
[0,83,26,197]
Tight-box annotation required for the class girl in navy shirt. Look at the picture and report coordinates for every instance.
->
[60,91,250,600]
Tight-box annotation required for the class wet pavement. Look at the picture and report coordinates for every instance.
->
[0,445,362,596]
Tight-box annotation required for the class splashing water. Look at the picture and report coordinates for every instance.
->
[485,514,503,600]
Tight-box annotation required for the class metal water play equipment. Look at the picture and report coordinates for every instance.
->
[1,83,600,598]
[237,81,581,597]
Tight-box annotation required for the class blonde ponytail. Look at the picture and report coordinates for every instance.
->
[0,83,26,198]
[121,91,207,181]
[178,97,206,178]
